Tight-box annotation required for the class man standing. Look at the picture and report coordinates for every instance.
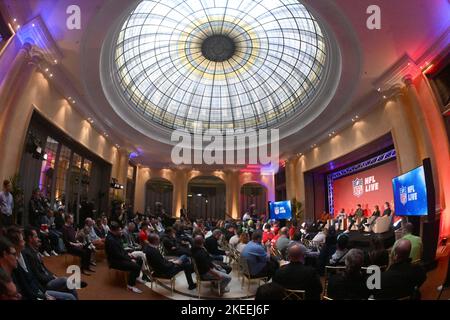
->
[0,180,14,227]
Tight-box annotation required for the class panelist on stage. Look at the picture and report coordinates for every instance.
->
[383,202,392,217]
[360,205,381,230]
[348,204,363,231]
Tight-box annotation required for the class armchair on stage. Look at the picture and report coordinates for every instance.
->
[370,215,392,234]
[328,215,392,234]
[360,215,392,233]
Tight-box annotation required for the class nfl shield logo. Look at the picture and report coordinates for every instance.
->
[352,178,364,198]
[400,187,408,205]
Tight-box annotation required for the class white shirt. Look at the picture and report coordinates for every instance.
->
[236,242,247,253]
[229,234,239,248]
[0,191,13,216]
[312,231,326,244]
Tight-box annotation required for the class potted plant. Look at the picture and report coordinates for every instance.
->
[291,197,304,224]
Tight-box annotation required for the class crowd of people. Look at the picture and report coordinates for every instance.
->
[0,178,428,300]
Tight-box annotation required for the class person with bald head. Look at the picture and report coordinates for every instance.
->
[272,244,322,300]
[84,217,105,249]
[144,233,196,290]
[191,235,232,296]
[374,239,426,299]
[393,222,423,262]
[275,227,290,256]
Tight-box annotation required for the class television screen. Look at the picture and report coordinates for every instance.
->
[392,166,428,216]
[269,200,292,220]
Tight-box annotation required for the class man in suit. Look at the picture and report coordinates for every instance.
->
[273,244,322,300]
[374,239,426,299]
[192,235,231,295]
[22,227,81,298]
[161,227,190,257]
[144,233,196,290]
[205,229,226,261]
[105,222,143,294]
[61,214,94,275]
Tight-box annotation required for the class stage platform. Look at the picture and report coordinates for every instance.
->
[343,230,396,250]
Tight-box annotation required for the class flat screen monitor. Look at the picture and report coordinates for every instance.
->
[268,200,292,220]
[392,165,428,216]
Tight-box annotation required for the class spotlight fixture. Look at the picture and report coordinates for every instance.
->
[49,74,53,78]
[110,178,124,190]
[45,68,49,72]
[87,118,94,123]
[377,88,381,92]
[54,59,58,64]
[32,23,35,27]
[13,18,17,22]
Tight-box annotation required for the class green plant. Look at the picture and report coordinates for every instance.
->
[291,198,304,223]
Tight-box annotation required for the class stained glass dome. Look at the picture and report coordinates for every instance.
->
[114,0,327,131]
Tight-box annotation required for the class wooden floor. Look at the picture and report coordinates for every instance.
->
[43,246,450,300]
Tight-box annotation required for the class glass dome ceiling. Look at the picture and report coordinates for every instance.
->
[114,0,327,132]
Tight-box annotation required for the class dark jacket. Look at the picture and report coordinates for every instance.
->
[374,260,427,299]
[273,262,323,300]
[327,272,370,300]
[105,232,132,268]
[28,197,46,227]
[144,245,175,277]
[161,235,179,255]
[205,236,225,256]
[22,245,54,287]
[12,260,46,300]
[192,246,215,275]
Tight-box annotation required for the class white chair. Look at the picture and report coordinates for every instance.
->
[363,216,378,232]
[373,215,391,234]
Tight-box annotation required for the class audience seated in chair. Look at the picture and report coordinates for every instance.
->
[254,282,286,300]
[191,235,231,296]
[273,244,322,300]
[364,236,389,267]
[0,267,21,300]
[236,232,249,253]
[241,230,279,280]
[329,233,349,266]
[123,222,141,251]
[144,233,196,290]
[105,222,143,294]
[392,223,423,262]
[275,227,290,257]
[327,248,370,300]
[23,227,82,299]
[205,229,227,261]
[373,239,426,300]
[62,214,94,275]
[84,218,105,249]
[5,227,76,300]
[161,227,191,257]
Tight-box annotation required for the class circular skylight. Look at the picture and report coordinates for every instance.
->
[115,0,327,132]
